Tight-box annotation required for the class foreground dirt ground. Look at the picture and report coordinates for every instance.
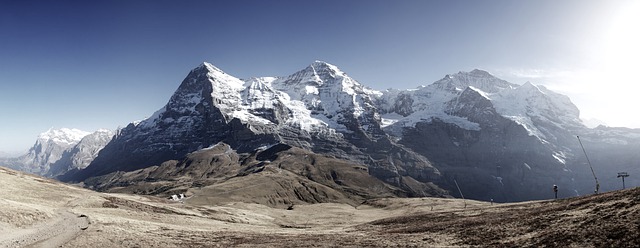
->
[1,167,638,247]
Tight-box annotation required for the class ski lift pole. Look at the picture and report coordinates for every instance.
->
[577,136,600,194]
[617,172,629,189]
[453,179,466,208]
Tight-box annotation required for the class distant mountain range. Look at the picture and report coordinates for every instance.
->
[4,61,640,203]
[2,128,114,177]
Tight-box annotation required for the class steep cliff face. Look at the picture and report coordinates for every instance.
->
[2,129,113,177]
[46,129,115,177]
[64,63,280,182]
[15,128,90,175]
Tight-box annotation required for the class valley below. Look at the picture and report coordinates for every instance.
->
[1,166,638,247]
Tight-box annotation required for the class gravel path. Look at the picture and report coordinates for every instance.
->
[0,210,89,248]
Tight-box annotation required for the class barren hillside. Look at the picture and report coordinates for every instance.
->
[1,166,637,247]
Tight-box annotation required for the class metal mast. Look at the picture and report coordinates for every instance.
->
[577,136,600,194]
[617,172,629,189]
[453,179,466,208]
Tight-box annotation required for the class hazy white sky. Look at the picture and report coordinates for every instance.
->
[0,0,639,153]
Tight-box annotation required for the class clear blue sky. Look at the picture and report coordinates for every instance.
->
[1,0,638,153]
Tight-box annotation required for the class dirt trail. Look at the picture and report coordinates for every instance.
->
[0,210,89,248]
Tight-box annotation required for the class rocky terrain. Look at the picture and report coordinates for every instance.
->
[2,165,638,247]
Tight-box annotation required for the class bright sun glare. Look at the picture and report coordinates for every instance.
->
[604,1,640,73]
[586,1,640,127]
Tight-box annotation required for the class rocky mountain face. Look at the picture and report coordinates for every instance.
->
[3,128,114,177]
[46,129,115,177]
[12,128,90,175]
[375,71,583,201]
[58,62,640,203]
[375,69,640,201]
[64,62,445,198]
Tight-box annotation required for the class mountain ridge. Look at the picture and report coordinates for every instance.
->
[5,61,637,203]
[3,128,113,177]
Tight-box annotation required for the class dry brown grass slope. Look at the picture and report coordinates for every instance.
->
[363,187,640,247]
[84,143,415,208]
[1,166,460,247]
[1,164,638,247]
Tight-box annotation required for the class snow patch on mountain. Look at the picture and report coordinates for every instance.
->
[491,82,583,139]
[12,128,92,175]
[116,63,585,172]
[44,128,115,177]
[467,86,492,100]
[38,128,91,146]
[135,62,357,135]
[552,151,567,164]
[378,71,504,133]
[378,69,583,141]
[254,61,382,133]
[204,62,245,113]
[380,113,403,128]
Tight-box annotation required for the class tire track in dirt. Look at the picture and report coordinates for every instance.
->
[0,210,89,248]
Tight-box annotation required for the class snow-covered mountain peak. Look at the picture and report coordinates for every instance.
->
[284,61,363,89]
[267,61,382,123]
[312,60,331,65]
[468,69,494,77]
[137,62,248,130]
[379,68,586,141]
[13,127,93,175]
[309,60,344,76]
[190,62,245,91]
[519,81,540,91]
[45,128,115,176]
[94,128,113,133]
[288,62,335,86]
[433,69,517,94]
[491,81,583,139]
[38,128,91,146]
[201,62,244,89]
[192,62,245,104]
[196,61,223,73]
